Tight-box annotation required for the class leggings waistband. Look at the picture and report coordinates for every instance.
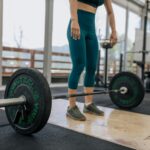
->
[75,9,96,32]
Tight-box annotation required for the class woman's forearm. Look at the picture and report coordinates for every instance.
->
[104,0,117,45]
[104,0,116,33]
[69,0,78,22]
[108,12,116,33]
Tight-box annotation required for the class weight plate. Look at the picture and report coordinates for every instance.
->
[109,72,145,109]
[4,68,52,135]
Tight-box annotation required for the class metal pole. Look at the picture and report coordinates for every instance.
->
[0,96,26,107]
[123,3,129,71]
[43,0,54,85]
[0,0,3,86]
[119,53,123,73]
[141,0,149,82]
[101,11,109,88]
[95,50,101,87]
[104,48,108,88]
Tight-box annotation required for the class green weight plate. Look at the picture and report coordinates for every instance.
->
[109,72,145,109]
[4,68,52,135]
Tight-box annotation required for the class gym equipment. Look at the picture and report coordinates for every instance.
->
[119,53,123,73]
[141,0,149,82]
[132,61,150,92]
[95,49,105,87]
[95,40,124,88]
[130,0,150,82]
[109,72,145,109]
[53,71,145,109]
[101,40,113,88]
[2,68,52,135]
[144,71,150,92]
[95,39,113,88]
[95,29,105,88]
[0,68,145,135]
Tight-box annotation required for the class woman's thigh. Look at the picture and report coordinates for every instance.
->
[67,23,86,66]
[85,33,99,71]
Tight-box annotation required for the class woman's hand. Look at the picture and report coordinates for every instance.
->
[71,20,80,40]
[110,31,117,46]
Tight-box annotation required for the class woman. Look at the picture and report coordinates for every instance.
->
[67,0,117,121]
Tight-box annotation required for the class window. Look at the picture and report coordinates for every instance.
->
[3,0,45,74]
[127,11,141,51]
[52,0,71,76]
[52,0,70,47]
[111,3,126,58]
[95,5,107,39]
[3,0,45,49]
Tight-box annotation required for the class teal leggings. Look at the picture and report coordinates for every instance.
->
[67,10,99,89]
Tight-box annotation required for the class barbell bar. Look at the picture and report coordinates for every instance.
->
[0,88,127,108]
[52,88,128,99]
[0,87,127,108]
[0,86,128,108]
[0,68,145,135]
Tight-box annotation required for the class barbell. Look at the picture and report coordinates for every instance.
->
[0,68,145,135]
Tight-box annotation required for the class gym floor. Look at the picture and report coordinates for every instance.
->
[0,86,150,150]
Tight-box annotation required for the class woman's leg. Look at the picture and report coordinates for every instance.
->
[67,22,86,108]
[84,33,99,104]
[66,22,87,120]
[68,59,85,108]
[83,33,104,115]
[68,89,77,108]
[84,87,94,104]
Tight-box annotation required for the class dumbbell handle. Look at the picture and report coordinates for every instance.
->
[0,96,26,107]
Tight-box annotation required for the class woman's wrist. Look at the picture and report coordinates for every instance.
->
[71,18,78,22]
[112,30,117,34]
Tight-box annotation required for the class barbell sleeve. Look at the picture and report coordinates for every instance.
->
[0,96,26,107]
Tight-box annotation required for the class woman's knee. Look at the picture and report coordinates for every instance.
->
[86,66,97,75]
[73,63,85,75]
[70,63,84,81]
[68,63,85,89]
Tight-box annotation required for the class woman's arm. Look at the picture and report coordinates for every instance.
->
[104,0,117,45]
[69,0,78,21]
[69,0,80,40]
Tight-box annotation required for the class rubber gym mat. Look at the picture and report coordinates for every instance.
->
[0,112,133,150]
[0,109,9,127]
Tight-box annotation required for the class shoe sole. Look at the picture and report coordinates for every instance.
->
[66,113,86,121]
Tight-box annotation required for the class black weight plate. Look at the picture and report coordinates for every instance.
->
[4,68,52,135]
[109,72,145,109]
